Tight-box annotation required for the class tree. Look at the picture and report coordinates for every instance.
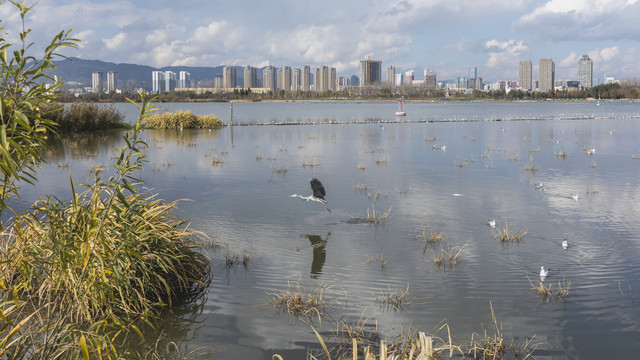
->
[0,1,79,219]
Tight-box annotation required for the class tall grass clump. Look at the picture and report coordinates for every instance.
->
[0,92,211,358]
[147,110,222,129]
[53,102,128,132]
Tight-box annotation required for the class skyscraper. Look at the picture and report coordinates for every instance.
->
[243,66,257,88]
[387,65,396,86]
[539,58,555,92]
[179,71,191,88]
[106,71,117,92]
[92,71,103,93]
[329,67,336,91]
[518,60,532,91]
[277,66,292,91]
[578,55,593,89]
[262,66,276,92]
[301,66,310,91]
[223,66,236,88]
[405,70,414,84]
[164,71,176,92]
[292,68,301,91]
[424,69,436,87]
[360,57,382,85]
[152,71,164,94]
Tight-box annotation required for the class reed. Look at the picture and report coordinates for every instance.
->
[357,163,366,171]
[270,161,289,174]
[54,102,128,133]
[554,150,568,159]
[268,280,340,323]
[493,221,526,246]
[366,253,388,268]
[365,203,392,224]
[353,182,369,193]
[376,157,388,165]
[147,110,222,129]
[414,221,445,246]
[524,163,538,173]
[376,284,410,311]
[531,281,553,301]
[556,277,571,303]
[0,94,211,358]
[303,159,320,168]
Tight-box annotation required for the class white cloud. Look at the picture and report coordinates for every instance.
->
[484,39,529,68]
[514,0,640,41]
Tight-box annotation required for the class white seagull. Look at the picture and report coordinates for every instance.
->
[535,182,544,190]
[571,194,579,201]
[289,178,332,213]
[488,219,496,228]
[540,266,549,281]
[562,240,568,250]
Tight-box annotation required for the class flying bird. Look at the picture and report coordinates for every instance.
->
[289,178,332,212]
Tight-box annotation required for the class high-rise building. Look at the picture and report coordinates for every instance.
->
[578,55,593,89]
[106,71,117,92]
[539,58,555,92]
[243,66,257,88]
[278,66,291,91]
[291,68,301,91]
[92,71,103,93]
[518,60,532,91]
[468,67,477,80]
[424,69,436,87]
[350,75,359,86]
[151,71,164,94]
[329,67,336,91]
[395,73,403,86]
[360,57,382,85]
[223,66,236,88]
[301,66,310,91]
[214,75,223,88]
[405,70,414,84]
[179,71,191,88]
[164,71,176,92]
[262,66,276,92]
[387,65,396,86]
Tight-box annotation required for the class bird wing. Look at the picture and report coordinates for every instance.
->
[310,178,326,200]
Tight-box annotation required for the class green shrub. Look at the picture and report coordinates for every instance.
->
[52,103,128,133]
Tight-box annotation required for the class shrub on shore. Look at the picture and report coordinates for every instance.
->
[147,110,223,129]
[45,102,129,133]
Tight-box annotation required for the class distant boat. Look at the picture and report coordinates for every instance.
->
[395,98,406,116]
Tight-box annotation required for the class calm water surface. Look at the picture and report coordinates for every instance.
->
[29,101,640,359]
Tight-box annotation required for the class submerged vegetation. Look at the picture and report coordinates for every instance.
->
[46,102,129,132]
[0,4,211,357]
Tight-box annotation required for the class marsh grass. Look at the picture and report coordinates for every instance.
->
[413,221,446,248]
[357,163,366,171]
[268,281,341,323]
[554,150,568,159]
[376,284,411,311]
[366,253,388,268]
[353,182,368,193]
[53,102,128,133]
[531,280,553,301]
[302,159,320,168]
[0,95,211,358]
[147,110,222,129]
[524,163,538,174]
[222,249,253,269]
[556,277,571,303]
[455,158,470,168]
[270,161,289,174]
[429,242,466,270]
[365,203,392,224]
[493,221,527,246]
[376,157,388,165]
[211,155,225,166]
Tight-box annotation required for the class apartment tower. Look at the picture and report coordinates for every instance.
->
[539,58,555,92]
[301,65,311,91]
[92,71,103,93]
[243,66,257,88]
[518,60,532,91]
[262,66,276,92]
[360,57,382,85]
[387,65,396,86]
[223,66,236,88]
[151,71,164,94]
[179,71,191,88]
[578,55,593,89]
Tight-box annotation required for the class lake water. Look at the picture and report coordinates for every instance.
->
[27,101,640,359]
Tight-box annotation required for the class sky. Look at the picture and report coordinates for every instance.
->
[2,0,640,83]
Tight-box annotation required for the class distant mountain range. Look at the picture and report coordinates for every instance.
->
[51,57,240,88]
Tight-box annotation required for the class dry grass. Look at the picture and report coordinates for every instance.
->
[270,161,289,174]
[524,163,538,174]
[531,280,553,301]
[554,150,568,159]
[353,182,368,193]
[376,157,388,165]
[268,280,341,323]
[357,163,366,171]
[365,203,392,224]
[413,221,446,247]
[455,159,470,168]
[366,253,388,268]
[302,159,320,168]
[493,221,527,246]
[376,284,410,311]
[429,242,466,269]
[556,277,571,303]
[211,155,225,166]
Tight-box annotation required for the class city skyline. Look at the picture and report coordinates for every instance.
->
[4,0,639,83]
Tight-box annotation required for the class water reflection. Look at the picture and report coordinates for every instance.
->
[305,232,330,278]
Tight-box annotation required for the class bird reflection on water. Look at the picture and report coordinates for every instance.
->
[305,232,330,279]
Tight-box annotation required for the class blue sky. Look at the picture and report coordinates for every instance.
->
[2,0,639,83]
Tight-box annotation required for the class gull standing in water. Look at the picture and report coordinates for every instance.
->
[562,240,568,250]
[289,178,332,212]
[488,219,496,228]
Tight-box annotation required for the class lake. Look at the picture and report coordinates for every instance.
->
[27,101,640,359]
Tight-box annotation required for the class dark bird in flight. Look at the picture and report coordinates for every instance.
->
[289,178,331,212]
